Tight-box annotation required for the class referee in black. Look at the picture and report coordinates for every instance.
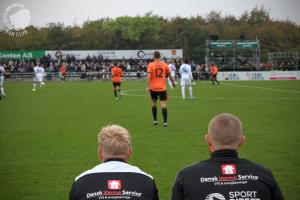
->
[69,124,159,200]
[171,113,284,200]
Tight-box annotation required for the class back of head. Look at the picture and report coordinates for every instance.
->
[208,113,243,150]
[184,59,189,64]
[153,51,161,59]
[98,125,132,158]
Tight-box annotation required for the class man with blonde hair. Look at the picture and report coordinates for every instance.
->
[70,124,159,200]
[171,113,284,200]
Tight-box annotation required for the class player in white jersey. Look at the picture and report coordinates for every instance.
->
[168,60,176,89]
[32,64,45,91]
[179,59,194,99]
[0,64,6,99]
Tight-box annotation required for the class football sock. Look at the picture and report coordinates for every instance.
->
[152,106,157,121]
[33,83,36,90]
[114,90,117,97]
[181,86,186,99]
[0,87,4,96]
[117,89,121,97]
[189,86,193,97]
[162,108,168,123]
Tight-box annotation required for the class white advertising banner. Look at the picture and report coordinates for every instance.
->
[269,71,300,80]
[218,71,300,81]
[45,49,183,60]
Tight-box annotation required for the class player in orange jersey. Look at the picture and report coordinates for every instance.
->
[111,63,123,100]
[59,63,67,82]
[147,51,175,127]
[210,63,220,85]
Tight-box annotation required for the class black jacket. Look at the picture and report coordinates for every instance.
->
[171,149,284,200]
[70,159,159,200]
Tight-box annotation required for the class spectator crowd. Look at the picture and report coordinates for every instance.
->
[0,54,211,80]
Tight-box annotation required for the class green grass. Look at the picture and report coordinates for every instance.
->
[0,80,299,199]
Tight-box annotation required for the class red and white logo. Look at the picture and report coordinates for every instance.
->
[221,164,236,175]
[107,180,122,190]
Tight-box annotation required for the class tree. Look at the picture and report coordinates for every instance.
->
[0,7,299,63]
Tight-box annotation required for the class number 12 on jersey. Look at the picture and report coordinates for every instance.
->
[155,68,163,78]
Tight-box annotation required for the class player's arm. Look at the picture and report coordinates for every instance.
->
[169,74,176,88]
[1,68,6,75]
[171,171,184,200]
[167,66,176,88]
[147,72,152,92]
[111,69,115,77]
[146,66,152,92]
[179,66,182,75]
[188,66,193,80]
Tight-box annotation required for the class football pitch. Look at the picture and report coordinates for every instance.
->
[0,80,299,199]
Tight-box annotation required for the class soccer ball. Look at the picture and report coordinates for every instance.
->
[192,82,196,85]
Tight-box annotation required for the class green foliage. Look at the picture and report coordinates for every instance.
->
[0,7,299,62]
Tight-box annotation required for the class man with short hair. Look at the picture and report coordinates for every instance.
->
[210,63,220,85]
[59,63,67,82]
[111,63,123,100]
[179,59,194,99]
[171,113,284,200]
[70,124,159,200]
[147,51,175,127]
[32,63,45,92]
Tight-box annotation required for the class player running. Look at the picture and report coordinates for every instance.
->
[210,63,220,85]
[179,59,194,99]
[147,51,175,127]
[59,63,67,82]
[168,60,176,89]
[32,63,45,92]
[0,64,6,99]
[111,63,123,100]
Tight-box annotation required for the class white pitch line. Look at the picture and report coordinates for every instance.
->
[222,83,300,94]
[122,91,300,100]
[122,92,187,99]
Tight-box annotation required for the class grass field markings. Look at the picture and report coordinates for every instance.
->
[122,89,145,94]
[122,93,185,99]
[122,90,300,100]
[222,83,300,94]
[122,89,189,99]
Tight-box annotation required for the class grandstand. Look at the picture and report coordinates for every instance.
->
[268,52,299,71]
[205,40,260,71]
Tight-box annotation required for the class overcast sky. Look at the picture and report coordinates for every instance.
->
[1,0,300,29]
